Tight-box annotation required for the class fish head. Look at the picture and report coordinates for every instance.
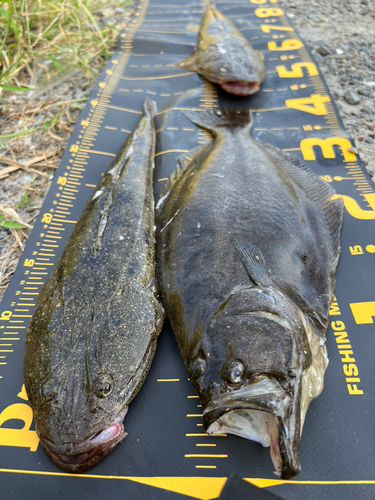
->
[197,37,266,95]
[196,4,266,95]
[188,286,327,479]
[24,281,162,472]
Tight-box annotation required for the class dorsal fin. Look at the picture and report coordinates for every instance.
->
[260,142,343,267]
[156,145,210,209]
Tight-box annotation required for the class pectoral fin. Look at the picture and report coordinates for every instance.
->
[234,238,273,287]
[176,55,199,72]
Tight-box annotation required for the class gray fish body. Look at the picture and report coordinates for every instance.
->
[178,4,265,95]
[156,109,342,479]
[24,98,164,473]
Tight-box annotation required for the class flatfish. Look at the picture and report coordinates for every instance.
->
[156,108,343,479]
[24,98,164,473]
[177,3,265,95]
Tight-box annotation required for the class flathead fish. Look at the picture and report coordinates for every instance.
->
[156,108,343,479]
[177,4,265,95]
[24,98,164,473]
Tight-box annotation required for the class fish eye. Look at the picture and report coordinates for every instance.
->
[40,379,58,401]
[191,356,206,380]
[224,361,245,385]
[92,374,114,399]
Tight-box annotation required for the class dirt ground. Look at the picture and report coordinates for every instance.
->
[0,0,374,302]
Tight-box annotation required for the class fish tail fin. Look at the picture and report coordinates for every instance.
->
[143,97,157,118]
[183,108,252,134]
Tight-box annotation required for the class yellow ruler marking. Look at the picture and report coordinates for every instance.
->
[120,73,191,81]
[105,105,142,115]
[251,106,287,112]
[52,219,77,224]
[80,149,116,157]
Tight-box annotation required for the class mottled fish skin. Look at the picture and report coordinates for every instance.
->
[24,98,164,473]
[156,108,343,479]
[177,4,265,95]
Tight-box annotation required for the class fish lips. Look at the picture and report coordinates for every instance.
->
[39,407,128,473]
[218,80,260,96]
[203,383,302,480]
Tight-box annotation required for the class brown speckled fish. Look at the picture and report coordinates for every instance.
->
[156,108,343,479]
[24,98,164,473]
[177,3,265,95]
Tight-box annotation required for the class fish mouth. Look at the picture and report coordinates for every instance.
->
[203,377,301,479]
[219,81,260,95]
[39,407,128,473]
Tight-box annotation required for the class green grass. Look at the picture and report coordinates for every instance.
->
[0,0,131,89]
[16,187,34,209]
[0,214,28,229]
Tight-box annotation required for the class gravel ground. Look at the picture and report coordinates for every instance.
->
[0,0,374,302]
[280,0,375,179]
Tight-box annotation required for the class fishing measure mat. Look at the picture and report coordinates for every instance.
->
[0,0,374,498]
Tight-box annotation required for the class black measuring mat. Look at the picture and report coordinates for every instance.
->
[217,474,284,499]
[0,0,374,499]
